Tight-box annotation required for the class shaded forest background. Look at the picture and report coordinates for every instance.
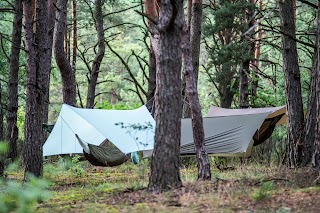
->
[0,0,320,192]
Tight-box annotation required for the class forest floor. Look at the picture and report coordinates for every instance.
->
[8,158,320,213]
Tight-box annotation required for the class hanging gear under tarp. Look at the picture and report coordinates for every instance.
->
[42,124,139,167]
[42,123,54,133]
[75,134,130,167]
[43,104,155,157]
[253,113,285,146]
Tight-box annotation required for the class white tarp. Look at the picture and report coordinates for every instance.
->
[43,104,155,156]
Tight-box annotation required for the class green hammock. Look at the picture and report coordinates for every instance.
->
[76,134,130,167]
[78,136,140,167]
[42,123,139,167]
[42,123,54,133]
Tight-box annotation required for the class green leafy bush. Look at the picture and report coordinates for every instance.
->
[0,142,51,213]
[0,177,51,213]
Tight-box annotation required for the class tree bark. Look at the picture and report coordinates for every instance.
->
[218,26,238,108]
[303,48,317,166]
[251,0,262,104]
[144,0,158,115]
[22,0,51,179]
[239,63,249,108]
[182,23,211,180]
[42,0,56,136]
[6,0,23,161]
[182,0,202,117]
[72,0,77,74]
[0,82,3,142]
[190,0,202,83]
[219,66,239,108]
[146,43,157,115]
[148,0,183,193]
[279,0,305,168]
[312,1,320,171]
[86,0,105,108]
[53,0,77,106]
[0,81,3,176]
[239,0,255,108]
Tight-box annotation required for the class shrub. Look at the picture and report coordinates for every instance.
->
[252,181,274,201]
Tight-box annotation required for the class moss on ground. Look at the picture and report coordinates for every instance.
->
[30,161,320,212]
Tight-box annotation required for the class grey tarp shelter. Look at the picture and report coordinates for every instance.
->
[178,105,286,157]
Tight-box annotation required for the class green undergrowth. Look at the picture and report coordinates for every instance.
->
[38,158,320,212]
[3,157,320,212]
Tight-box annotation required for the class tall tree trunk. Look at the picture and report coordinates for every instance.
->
[182,0,202,117]
[72,0,77,74]
[0,82,3,177]
[148,0,183,193]
[303,48,317,166]
[53,0,76,106]
[86,0,105,108]
[144,0,158,115]
[279,0,305,168]
[6,0,23,161]
[190,0,202,83]
[218,26,238,108]
[0,84,3,176]
[312,1,320,171]
[239,63,249,108]
[22,0,50,179]
[0,82,3,142]
[182,23,211,180]
[239,0,255,108]
[251,0,262,104]
[42,0,56,133]
[146,43,157,115]
[219,65,239,108]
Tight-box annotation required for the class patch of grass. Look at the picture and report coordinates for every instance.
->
[252,181,274,201]
[49,188,92,203]
[32,160,320,212]
[298,186,320,193]
[82,203,120,213]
